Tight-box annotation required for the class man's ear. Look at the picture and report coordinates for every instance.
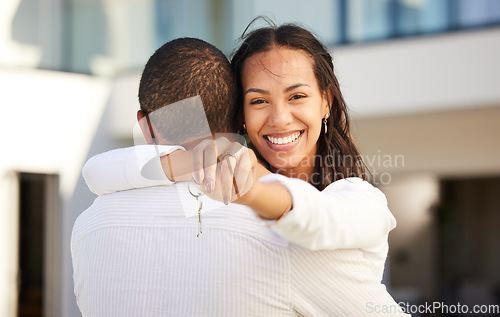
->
[137,110,155,144]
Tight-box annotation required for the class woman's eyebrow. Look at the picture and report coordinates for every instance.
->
[244,88,270,95]
[245,83,311,95]
[284,83,310,93]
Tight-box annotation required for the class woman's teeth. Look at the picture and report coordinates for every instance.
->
[266,131,301,145]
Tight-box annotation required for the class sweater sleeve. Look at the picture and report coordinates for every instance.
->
[82,145,184,195]
[258,174,396,251]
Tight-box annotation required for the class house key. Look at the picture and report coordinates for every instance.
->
[188,178,206,237]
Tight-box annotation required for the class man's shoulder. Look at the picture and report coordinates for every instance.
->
[71,193,118,247]
[71,187,171,245]
[71,185,289,249]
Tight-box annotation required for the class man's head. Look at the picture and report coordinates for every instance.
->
[137,38,237,145]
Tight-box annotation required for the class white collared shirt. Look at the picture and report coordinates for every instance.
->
[71,146,410,316]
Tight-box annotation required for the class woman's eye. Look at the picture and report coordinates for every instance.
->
[249,99,266,105]
[290,94,306,101]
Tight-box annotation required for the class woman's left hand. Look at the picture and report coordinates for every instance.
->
[191,136,257,205]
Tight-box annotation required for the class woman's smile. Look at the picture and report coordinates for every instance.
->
[264,130,303,151]
[242,47,329,176]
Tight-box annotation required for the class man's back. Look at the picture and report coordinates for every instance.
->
[71,185,291,317]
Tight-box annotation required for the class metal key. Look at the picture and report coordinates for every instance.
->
[188,177,206,237]
[195,195,203,237]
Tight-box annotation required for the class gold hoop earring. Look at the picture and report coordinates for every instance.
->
[323,114,329,134]
[243,123,247,134]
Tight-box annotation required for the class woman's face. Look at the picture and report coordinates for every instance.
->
[242,47,330,177]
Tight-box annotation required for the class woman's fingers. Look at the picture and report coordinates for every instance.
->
[220,152,237,204]
[232,147,255,198]
[202,140,218,192]
[219,142,242,204]
[192,136,253,203]
[192,139,211,185]
[219,145,256,204]
[192,137,232,193]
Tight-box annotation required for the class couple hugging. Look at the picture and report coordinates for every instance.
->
[71,20,409,317]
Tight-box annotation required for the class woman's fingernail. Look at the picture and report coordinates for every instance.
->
[223,196,229,205]
[205,179,214,193]
[193,171,202,184]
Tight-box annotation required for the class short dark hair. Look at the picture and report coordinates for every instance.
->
[231,23,369,190]
[139,38,237,143]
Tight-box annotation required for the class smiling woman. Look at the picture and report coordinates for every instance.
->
[155,21,410,316]
[231,23,369,190]
[241,47,330,182]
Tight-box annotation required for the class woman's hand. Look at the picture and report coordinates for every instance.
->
[190,135,290,221]
[191,136,258,205]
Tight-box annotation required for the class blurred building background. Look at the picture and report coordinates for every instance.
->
[0,0,499,316]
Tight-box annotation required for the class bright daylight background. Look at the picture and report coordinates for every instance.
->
[0,0,499,316]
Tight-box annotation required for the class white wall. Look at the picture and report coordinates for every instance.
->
[333,27,500,117]
[0,69,110,316]
[352,105,500,179]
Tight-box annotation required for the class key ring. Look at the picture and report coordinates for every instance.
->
[188,177,207,198]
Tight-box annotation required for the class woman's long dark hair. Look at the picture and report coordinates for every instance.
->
[231,20,370,190]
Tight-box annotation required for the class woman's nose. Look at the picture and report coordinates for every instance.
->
[268,102,293,128]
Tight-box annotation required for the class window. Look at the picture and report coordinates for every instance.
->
[341,0,500,44]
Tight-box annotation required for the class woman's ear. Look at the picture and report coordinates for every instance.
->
[137,110,155,144]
